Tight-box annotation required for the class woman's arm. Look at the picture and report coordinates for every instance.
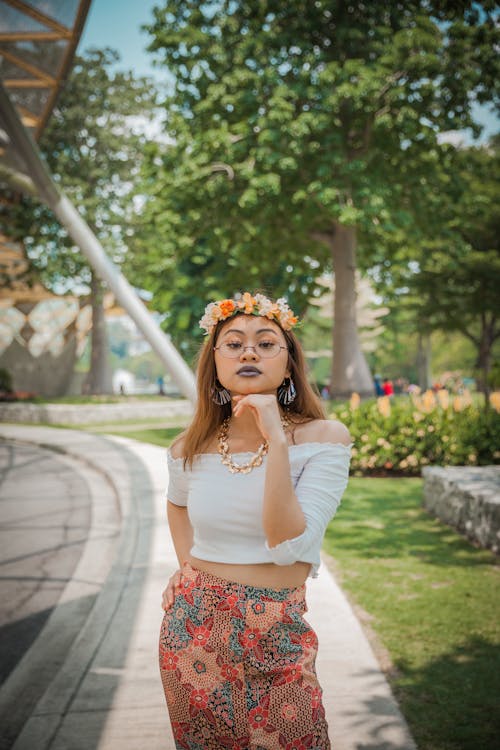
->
[263,436,306,547]
[231,394,350,555]
[264,419,351,549]
[167,501,193,567]
[163,502,193,610]
[163,437,193,609]
[232,393,307,547]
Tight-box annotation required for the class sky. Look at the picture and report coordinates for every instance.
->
[79,0,168,82]
[78,0,498,142]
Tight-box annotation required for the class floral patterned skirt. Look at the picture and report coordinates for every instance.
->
[159,562,330,750]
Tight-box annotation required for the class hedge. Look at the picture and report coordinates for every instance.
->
[330,391,500,476]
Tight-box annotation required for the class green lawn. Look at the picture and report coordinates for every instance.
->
[43,423,185,445]
[324,478,500,750]
[108,426,183,446]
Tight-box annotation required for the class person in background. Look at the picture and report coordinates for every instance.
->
[157,374,165,395]
[374,375,384,396]
[159,291,351,749]
[382,378,394,397]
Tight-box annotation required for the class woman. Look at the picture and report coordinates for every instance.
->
[160,292,351,750]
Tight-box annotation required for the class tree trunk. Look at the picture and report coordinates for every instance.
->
[82,271,112,395]
[416,332,432,391]
[329,224,373,400]
[475,313,494,407]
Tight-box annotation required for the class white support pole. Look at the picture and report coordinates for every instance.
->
[52,194,197,403]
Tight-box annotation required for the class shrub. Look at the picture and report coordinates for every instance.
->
[330,392,500,476]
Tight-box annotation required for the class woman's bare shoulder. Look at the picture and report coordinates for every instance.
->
[294,418,352,446]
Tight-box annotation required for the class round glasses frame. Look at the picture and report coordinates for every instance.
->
[213,343,288,359]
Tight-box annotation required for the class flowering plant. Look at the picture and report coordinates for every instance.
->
[199,292,299,335]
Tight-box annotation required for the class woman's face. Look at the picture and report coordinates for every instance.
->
[214,315,290,396]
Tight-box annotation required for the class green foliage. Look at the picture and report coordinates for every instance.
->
[373,140,500,393]
[429,330,480,381]
[409,143,500,337]
[130,1,499,352]
[331,397,500,475]
[5,48,159,292]
[488,361,500,389]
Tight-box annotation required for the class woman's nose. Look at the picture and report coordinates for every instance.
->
[240,345,259,360]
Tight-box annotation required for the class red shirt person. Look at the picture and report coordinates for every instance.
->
[382,378,394,397]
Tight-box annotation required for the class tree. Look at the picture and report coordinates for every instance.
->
[372,138,500,398]
[408,141,500,401]
[6,48,159,393]
[133,0,499,397]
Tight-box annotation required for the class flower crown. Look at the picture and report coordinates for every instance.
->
[199,292,299,335]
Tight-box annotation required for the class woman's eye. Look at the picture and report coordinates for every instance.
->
[258,341,276,349]
[226,341,243,350]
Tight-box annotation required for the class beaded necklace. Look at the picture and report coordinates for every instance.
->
[217,413,291,474]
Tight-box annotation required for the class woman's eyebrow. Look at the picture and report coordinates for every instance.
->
[221,328,245,337]
[221,327,279,337]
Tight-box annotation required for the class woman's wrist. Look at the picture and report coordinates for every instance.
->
[267,431,288,449]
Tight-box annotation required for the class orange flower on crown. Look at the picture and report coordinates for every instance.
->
[267,303,281,319]
[237,292,256,313]
[219,299,236,317]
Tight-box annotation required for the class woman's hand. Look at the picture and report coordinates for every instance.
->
[232,393,286,443]
[161,568,183,610]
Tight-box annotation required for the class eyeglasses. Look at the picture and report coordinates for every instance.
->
[214,341,287,359]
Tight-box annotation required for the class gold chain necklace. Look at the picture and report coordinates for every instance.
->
[218,413,291,474]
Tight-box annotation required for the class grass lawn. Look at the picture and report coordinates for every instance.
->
[39,424,185,446]
[324,478,500,750]
[106,426,183,447]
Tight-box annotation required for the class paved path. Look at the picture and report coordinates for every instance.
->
[0,443,91,684]
[0,424,417,750]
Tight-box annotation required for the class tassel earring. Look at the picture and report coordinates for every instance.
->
[278,377,296,405]
[211,379,231,406]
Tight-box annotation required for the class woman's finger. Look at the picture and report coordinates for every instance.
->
[162,580,177,610]
[161,570,182,610]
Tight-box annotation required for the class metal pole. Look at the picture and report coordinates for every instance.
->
[0,82,197,404]
[53,193,197,401]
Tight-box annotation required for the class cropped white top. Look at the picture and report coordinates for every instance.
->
[166,442,351,578]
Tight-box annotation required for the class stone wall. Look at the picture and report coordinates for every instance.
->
[422,466,500,554]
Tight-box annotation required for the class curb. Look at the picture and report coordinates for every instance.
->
[0,400,193,425]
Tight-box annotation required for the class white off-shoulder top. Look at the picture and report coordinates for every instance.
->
[166,442,352,579]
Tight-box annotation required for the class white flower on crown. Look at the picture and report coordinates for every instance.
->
[199,302,223,333]
[254,293,273,317]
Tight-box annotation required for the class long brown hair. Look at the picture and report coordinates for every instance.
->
[175,312,326,467]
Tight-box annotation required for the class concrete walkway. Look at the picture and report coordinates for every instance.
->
[0,424,417,750]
